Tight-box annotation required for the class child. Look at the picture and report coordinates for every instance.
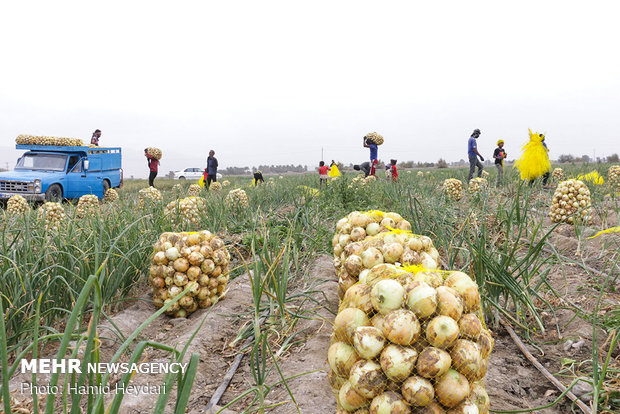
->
[389,159,398,182]
[363,136,378,176]
[318,161,330,186]
[493,140,507,186]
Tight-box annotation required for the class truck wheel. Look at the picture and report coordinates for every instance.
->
[103,180,110,196]
[45,184,63,202]
[179,176,185,180]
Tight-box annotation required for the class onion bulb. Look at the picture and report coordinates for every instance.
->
[435,369,471,408]
[426,315,460,348]
[401,376,434,407]
[345,255,364,277]
[413,401,444,414]
[365,264,399,286]
[368,391,409,414]
[382,243,404,264]
[444,272,480,313]
[471,381,490,414]
[436,286,464,321]
[406,282,437,319]
[450,339,482,380]
[371,279,405,315]
[458,314,482,340]
[328,342,361,377]
[339,380,368,412]
[381,309,420,345]
[343,284,373,313]
[366,222,381,236]
[334,308,371,342]
[353,326,386,359]
[477,329,494,359]
[379,344,417,382]
[349,360,386,399]
[416,346,451,378]
[361,247,384,269]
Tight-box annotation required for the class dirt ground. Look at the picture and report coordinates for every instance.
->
[8,250,616,413]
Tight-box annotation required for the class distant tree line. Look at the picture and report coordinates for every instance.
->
[557,153,618,163]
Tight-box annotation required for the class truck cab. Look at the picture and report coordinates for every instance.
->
[0,145,122,202]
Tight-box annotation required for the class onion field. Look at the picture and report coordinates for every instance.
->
[1,164,619,414]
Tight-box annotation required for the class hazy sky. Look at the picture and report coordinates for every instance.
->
[1,1,618,178]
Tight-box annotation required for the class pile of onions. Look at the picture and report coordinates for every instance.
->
[468,177,488,195]
[103,188,119,203]
[149,231,230,318]
[7,195,30,215]
[334,215,440,299]
[549,179,591,224]
[329,255,493,412]
[442,179,464,201]
[75,194,100,219]
[37,202,66,231]
[187,184,202,197]
[164,197,207,227]
[225,188,249,208]
[552,168,565,183]
[138,187,162,207]
[608,165,620,191]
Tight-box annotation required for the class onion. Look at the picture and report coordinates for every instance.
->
[471,381,490,414]
[339,380,368,412]
[366,222,381,236]
[446,399,479,414]
[334,244,344,257]
[458,314,482,340]
[385,212,402,222]
[381,309,420,345]
[345,242,365,257]
[406,282,437,319]
[436,286,464,321]
[415,271,443,288]
[413,401,444,414]
[165,247,181,261]
[349,360,386,398]
[327,370,347,392]
[368,391,409,414]
[361,247,384,269]
[343,284,373,313]
[336,217,349,232]
[421,252,438,269]
[350,227,367,242]
[435,369,471,408]
[340,222,353,235]
[370,314,386,330]
[173,258,190,273]
[401,376,434,407]
[450,339,482,380]
[334,308,371,342]
[353,326,386,359]
[333,233,342,248]
[397,219,411,231]
[345,255,364,277]
[416,346,451,378]
[187,266,201,281]
[477,329,494,359]
[365,264,399,286]
[200,259,216,274]
[338,273,358,299]
[358,269,370,285]
[380,217,396,230]
[426,315,459,348]
[382,243,404,264]
[339,234,352,247]
[371,279,405,314]
[473,357,488,381]
[173,272,188,286]
[153,251,167,265]
[444,272,480,313]
[188,251,204,266]
[379,344,417,382]
[351,214,371,228]
[328,342,361,377]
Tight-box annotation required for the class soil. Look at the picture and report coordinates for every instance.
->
[8,252,618,413]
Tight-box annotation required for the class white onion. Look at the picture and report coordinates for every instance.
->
[328,342,361,377]
[382,243,404,264]
[371,279,405,314]
[436,286,464,321]
[381,309,420,346]
[444,272,480,313]
[339,380,368,411]
[447,399,479,414]
[406,282,437,319]
[416,346,451,378]
[349,360,386,399]
[345,255,364,277]
[366,222,381,236]
[369,391,409,414]
[343,284,373,314]
[450,339,482,380]
[353,326,386,359]
[361,247,384,269]
[401,375,434,407]
[365,264,399,286]
[426,315,460,349]
[358,269,371,285]
[477,329,494,359]
[379,344,417,382]
[471,381,490,414]
[435,369,471,408]
[458,314,482,340]
[334,308,371,342]
[350,227,367,242]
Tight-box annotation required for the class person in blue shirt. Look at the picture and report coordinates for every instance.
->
[205,150,218,189]
[363,136,378,176]
[467,129,484,182]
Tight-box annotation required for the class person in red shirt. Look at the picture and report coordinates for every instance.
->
[318,161,330,187]
[144,149,160,187]
[389,159,398,182]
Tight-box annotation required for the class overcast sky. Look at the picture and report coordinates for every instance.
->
[1,1,618,178]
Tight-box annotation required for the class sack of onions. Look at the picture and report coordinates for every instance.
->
[222,180,231,187]
[481,170,490,180]
[549,179,592,224]
[552,168,565,183]
[75,194,100,219]
[442,179,464,202]
[468,177,488,195]
[209,182,223,191]
[187,184,202,197]
[164,197,206,227]
[150,231,230,318]
[7,195,30,215]
[225,188,249,208]
[146,147,162,160]
[37,202,66,231]
[328,260,493,413]
[16,134,84,147]
[365,132,384,146]
[608,165,620,191]
[332,210,412,271]
[336,229,441,299]
[103,188,119,203]
[417,171,424,178]
[138,187,162,207]
[349,175,366,189]
[361,176,376,186]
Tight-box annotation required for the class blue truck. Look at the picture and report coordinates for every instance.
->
[0,144,122,202]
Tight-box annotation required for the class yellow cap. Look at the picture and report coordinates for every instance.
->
[497,139,504,146]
